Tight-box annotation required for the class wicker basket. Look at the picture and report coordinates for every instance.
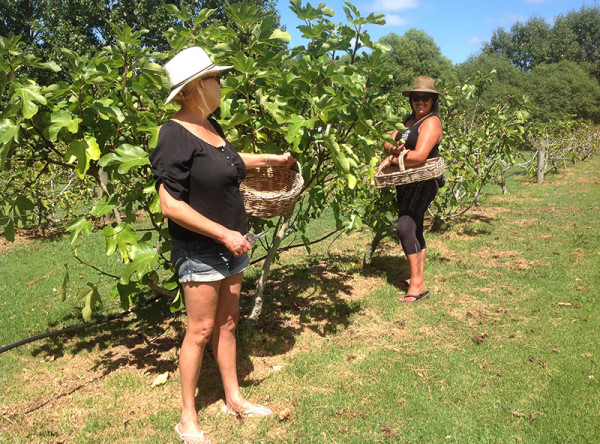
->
[241,163,304,218]
[374,157,446,188]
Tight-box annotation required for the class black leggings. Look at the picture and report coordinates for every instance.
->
[397,214,425,255]
[395,178,440,255]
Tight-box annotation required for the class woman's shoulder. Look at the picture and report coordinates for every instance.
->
[423,113,442,127]
[159,119,185,136]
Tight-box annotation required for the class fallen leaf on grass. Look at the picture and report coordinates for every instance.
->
[539,360,548,368]
[581,353,592,358]
[473,332,488,344]
[528,355,536,362]
[279,408,291,421]
[381,425,395,437]
[511,410,527,417]
[151,372,169,387]
[558,302,581,308]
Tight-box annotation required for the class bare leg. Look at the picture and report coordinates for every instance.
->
[401,249,426,290]
[403,249,427,301]
[214,273,272,415]
[212,273,244,409]
[177,281,219,444]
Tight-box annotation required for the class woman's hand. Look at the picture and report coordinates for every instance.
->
[377,155,397,174]
[389,143,405,155]
[273,152,296,168]
[221,229,252,257]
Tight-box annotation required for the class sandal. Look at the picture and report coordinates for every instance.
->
[221,403,273,417]
[175,424,210,444]
[400,290,430,303]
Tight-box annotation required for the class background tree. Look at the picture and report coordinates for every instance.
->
[456,52,525,111]
[484,17,556,70]
[483,5,600,81]
[553,5,600,81]
[525,60,600,123]
[379,29,457,97]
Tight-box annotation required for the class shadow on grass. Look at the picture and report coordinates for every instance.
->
[242,254,360,339]
[23,252,363,408]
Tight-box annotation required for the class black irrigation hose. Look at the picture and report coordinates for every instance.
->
[0,293,164,355]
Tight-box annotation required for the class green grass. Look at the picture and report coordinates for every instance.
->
[1,157,599,443]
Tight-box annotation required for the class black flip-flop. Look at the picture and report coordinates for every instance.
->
[400,290,430,303]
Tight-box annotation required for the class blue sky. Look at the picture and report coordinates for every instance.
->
[275,0,595,64]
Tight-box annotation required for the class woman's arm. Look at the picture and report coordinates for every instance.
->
[240,152,296,169]
[158,184,251,256]
[383,130,400,154]
[403,117,443,167]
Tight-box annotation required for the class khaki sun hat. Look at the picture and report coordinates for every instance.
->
[402,76,439,97]
[164,46,232,105]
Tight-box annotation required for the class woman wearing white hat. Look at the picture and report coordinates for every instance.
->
[150,47,295,444]
[377,76,444,303]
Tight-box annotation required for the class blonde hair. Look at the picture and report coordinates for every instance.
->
[171,77,211,115]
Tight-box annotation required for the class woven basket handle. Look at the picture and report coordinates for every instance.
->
[398,150,407,172]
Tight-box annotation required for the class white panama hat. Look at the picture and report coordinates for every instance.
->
[163,46,232,105]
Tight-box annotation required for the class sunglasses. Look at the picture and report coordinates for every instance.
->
[203,74,221,83]
[412,94,433,102]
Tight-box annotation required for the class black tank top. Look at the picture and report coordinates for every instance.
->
[395,113,440,159]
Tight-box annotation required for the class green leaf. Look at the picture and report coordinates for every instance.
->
[79,283,101,322]
[91,196,117,218]
[170,287,185,312]
[269,29,291,43]
[12,82,47,119]
[59,265,69,302]
[231,53,256,74]
[65,136,100,178]
[98,144,150,173]
[0,119,19,145]
[0,119,19,168]
[66,217,92,246]
[2,220,15,242]
[103,223,138,260]
[121,244,159,284]
[347,173,357,189]
[111,282,138,310]
[49,110,82,141]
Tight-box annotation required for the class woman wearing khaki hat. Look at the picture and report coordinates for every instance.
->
[150,46,295,444]
[377,76,444,303]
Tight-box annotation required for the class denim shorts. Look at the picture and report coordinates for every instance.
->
[171,238,250,283]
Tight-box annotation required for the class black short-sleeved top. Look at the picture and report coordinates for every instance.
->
[149,118,248,246]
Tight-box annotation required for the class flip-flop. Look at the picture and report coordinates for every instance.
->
[400,290,430,303]
[221,403,273,417]
[175,424,210,444]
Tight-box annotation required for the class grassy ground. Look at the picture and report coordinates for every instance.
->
[1,155,599,443]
